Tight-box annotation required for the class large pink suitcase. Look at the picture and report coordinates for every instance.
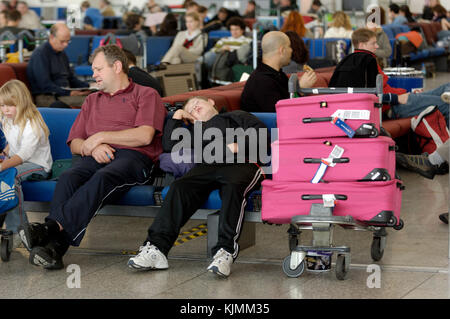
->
[276,93,381,140]
[271,136,396,182]
[261,179,403,226]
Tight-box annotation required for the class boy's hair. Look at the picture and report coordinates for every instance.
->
[91,44,129,74]
[183,96,210,109]
[6,9,21,22]
[351,28,376,48]
[122,48,136,65]
[185,11,200,22]
[389,3,400,14]
[0,79,49,139]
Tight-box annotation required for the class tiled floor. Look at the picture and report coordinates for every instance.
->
[1,73,449,301]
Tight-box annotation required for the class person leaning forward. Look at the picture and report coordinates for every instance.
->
[19,44,167,270]
[26,23,93,108]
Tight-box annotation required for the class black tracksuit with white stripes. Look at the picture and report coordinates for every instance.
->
[146,111,269,258]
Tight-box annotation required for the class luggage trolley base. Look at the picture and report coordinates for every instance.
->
[282,204,388,280]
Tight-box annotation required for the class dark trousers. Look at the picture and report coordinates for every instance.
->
[47,149,153,246]
[147,163,263,258]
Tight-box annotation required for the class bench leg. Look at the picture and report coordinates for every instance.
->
[206,211,256,258]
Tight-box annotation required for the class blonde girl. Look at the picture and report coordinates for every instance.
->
[0,79,52,243]
[324,11,353,38]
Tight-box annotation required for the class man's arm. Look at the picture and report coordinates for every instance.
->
[80,126,156,156]
[70,138,85,155]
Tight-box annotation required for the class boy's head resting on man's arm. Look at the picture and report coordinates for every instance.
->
[172,96,219,124]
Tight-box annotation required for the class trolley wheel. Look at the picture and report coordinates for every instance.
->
[393,219,404,231]
[1,237,11,262]
[371,237,384,261]
[288,235,298,251]
[335,254,348,280]
[282,255,305,278]
[370,128,379,138]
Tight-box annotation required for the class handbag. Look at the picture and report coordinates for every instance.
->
[0,167,18,215]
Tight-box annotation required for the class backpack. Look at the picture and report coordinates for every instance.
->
[410,105,449,154]
[100,33,123,48]
[210,51,235,82]
[0,167,18,215]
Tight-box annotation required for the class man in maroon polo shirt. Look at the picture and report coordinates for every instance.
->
[19,45,167,270]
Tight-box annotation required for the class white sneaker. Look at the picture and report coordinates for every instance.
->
[127,242,169,270]
[207,248,233,277]
[441,92,450,104]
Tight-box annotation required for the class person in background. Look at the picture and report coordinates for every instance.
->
[365,8,392,69]
[421,0,440,20]
[115,13,144,35]
[155,12,178,36]
[0,9,25,35]
[279,0,298,17]
[203,7,239,32]
[307,0,328,20]
[389,3,408,25]
[324,11,353,39]
[240,31,317,113]
[0,10,6,28]
[161,12,207,65]
[432,4,449,23]
[282,30,309,74]
[0,2,8,12]
[7,0,17,10]
[26,23,91,108]
[202,17,251,71]
[197,5,209,27]
[243,0,256,19]
[123,48,163,97]
[0,79,52,249]
[400,5,416,23]
[99,0,115,17]
[17,1,41,30]
[281,10,313,38]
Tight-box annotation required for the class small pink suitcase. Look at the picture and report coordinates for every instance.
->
[261,179,403,226]
[271,136,396,182]
[276,93,381,140]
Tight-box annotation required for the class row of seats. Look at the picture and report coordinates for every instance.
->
[381,22,447,63]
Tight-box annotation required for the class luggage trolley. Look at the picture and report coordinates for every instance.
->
[279,74,404,280]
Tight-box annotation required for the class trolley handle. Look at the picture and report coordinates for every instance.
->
[301,194,348,200]
[303,158,350,164]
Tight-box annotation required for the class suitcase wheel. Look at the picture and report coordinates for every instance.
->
[282,255,305,278]
[335,254,349,280]
[1,236,11,262]
[393,219,404,231]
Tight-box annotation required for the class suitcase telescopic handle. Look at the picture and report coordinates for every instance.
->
[303,158,350,164]
[303,117,333,123]
[301,194,348,200]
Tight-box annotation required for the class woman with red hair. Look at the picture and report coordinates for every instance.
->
[281,11,313,38]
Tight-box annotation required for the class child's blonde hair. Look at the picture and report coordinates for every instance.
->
[0,79,50,140]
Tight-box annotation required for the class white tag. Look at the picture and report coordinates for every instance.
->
[331,110,371,120]
[330,145,344,159]
[312,88,319,94]
[348,88,354,93]
[322,194,336,207]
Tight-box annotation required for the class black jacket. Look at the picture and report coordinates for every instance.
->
[162,111,270,165]
[240,63,289,113]
[329,49,379,89]
[128,66,164,97]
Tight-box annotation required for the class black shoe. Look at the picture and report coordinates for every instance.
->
[435,162,449,175]
[29,244,64,270]
[439,213,449,224]
[18,222,51,251]
[395,152,438,179]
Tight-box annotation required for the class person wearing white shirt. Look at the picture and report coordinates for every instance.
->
[324,11,353,39]
[0,80,52,243]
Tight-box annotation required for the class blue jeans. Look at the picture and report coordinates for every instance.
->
[4,163,50,233]
[391,83,450,126]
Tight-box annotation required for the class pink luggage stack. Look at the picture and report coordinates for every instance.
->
[261,92,404,280]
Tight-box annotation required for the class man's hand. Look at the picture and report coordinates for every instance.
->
[70,90,91,96]
[81,132,105,156]
[398,93,410,104]
[172,109,197,124]
[91,144,116,164]
[299,70,317,89]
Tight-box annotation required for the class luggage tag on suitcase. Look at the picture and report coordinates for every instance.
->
[331,117,355,138]
[311,145,345,183]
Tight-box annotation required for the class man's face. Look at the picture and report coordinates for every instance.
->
[17,3,27,15]
[49,28,71,52]
[359,36,379,53]
[184,98,218,122]
[230,25,244,39]
[92,52,118,93]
